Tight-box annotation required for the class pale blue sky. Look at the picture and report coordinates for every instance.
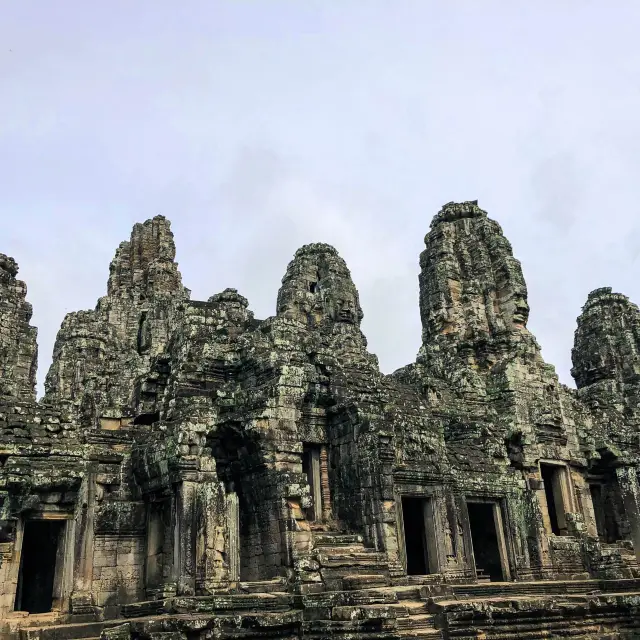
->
[2,1,640,394]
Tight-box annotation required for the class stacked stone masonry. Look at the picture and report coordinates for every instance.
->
[1,204,640,639]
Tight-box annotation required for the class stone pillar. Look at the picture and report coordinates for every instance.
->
[176,481,197,595]
[52,518,75,613]
[2,519,24,614]
[226,491,240,584]
[309,448,322,521]
[517,472,554,578]
[194,477,226,594]
[319,445,332,520]
[615,467,640,563]
[572,471,599,538]
[70,472,96,614]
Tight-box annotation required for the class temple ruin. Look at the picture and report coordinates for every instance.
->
[1,201,640,639]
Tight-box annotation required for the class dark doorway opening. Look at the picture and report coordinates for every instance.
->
[540,463,568,535]
[133,412,159,426]
[467,502,504,582]
[15,520,65,613]
[590,482,621,542]
[145,501,169,595]
[401,497,431,575]
[208,423,261,581]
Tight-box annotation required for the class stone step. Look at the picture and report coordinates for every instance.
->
[316,551,387,568]
[19,622,120,640]
[171,592,293,614]
[396,613,437,630]
[313,532,364,546]
[121,599,167,618]
[392,585,423,600]
[302,619,399,638]
[315,544,378,556]
[320,566,390,589]
[451,576,640,601]
[391,574,444,587]
[238,577,288,593]
[344,589,399,606]
[452,579,597,599]
[342,573,391,590]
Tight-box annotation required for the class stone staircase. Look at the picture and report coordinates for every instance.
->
[9,535,640,640]
[294,530,443,637]
[298,583,443,638]
[307,531,391,592]
[591,540,640,579]
[430,577,640,639]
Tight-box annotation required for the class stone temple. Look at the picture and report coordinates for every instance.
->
[1,201,640,640]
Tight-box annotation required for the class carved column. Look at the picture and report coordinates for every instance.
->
[194,476,226,594]
[616,466,640,563]
[176,480,197,595]
[70,471,96,613]
[226,491,240,584]
[320,445,332,520]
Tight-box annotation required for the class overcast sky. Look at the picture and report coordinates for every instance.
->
[2,1,640,395]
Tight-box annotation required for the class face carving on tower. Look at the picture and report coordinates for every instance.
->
[331,295,359,324]
[276,243,364,329]
[501,285,530,330]
[512,296,530,328]
[420,201,532,345]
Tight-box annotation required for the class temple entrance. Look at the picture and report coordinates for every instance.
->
[208,424,260,581]
[467,501,510,582]
[540,463,569,535]
[590,481,621,542]
[15,520,65,613]
[303,445,323,522]
[400,496,436,575]
[145,501,170,596]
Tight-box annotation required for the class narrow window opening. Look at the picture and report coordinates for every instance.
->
[137,311,149,355]
[401,497,431,575]
[133,412,159,426]
[15,520,65,613]
[309,282,318,293]
[541,463,568,535]
[467,503,504,582]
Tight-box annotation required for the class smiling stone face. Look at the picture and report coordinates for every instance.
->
[331,295,359,324]
[276,243,364,329]
[510,294,530,328]
[419,201,532,344]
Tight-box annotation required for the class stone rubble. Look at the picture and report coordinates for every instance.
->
[1,203,640,639]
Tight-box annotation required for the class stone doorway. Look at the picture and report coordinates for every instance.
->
[14,519,65,613]
[399,496,437,575]
[466,501,510,582]
[145,500,170,596]
[540,462,570,535]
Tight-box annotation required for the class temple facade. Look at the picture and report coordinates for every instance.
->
[1,202,640,639]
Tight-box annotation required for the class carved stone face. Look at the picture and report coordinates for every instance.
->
[332,296,358,324]
[512,296,530,327]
